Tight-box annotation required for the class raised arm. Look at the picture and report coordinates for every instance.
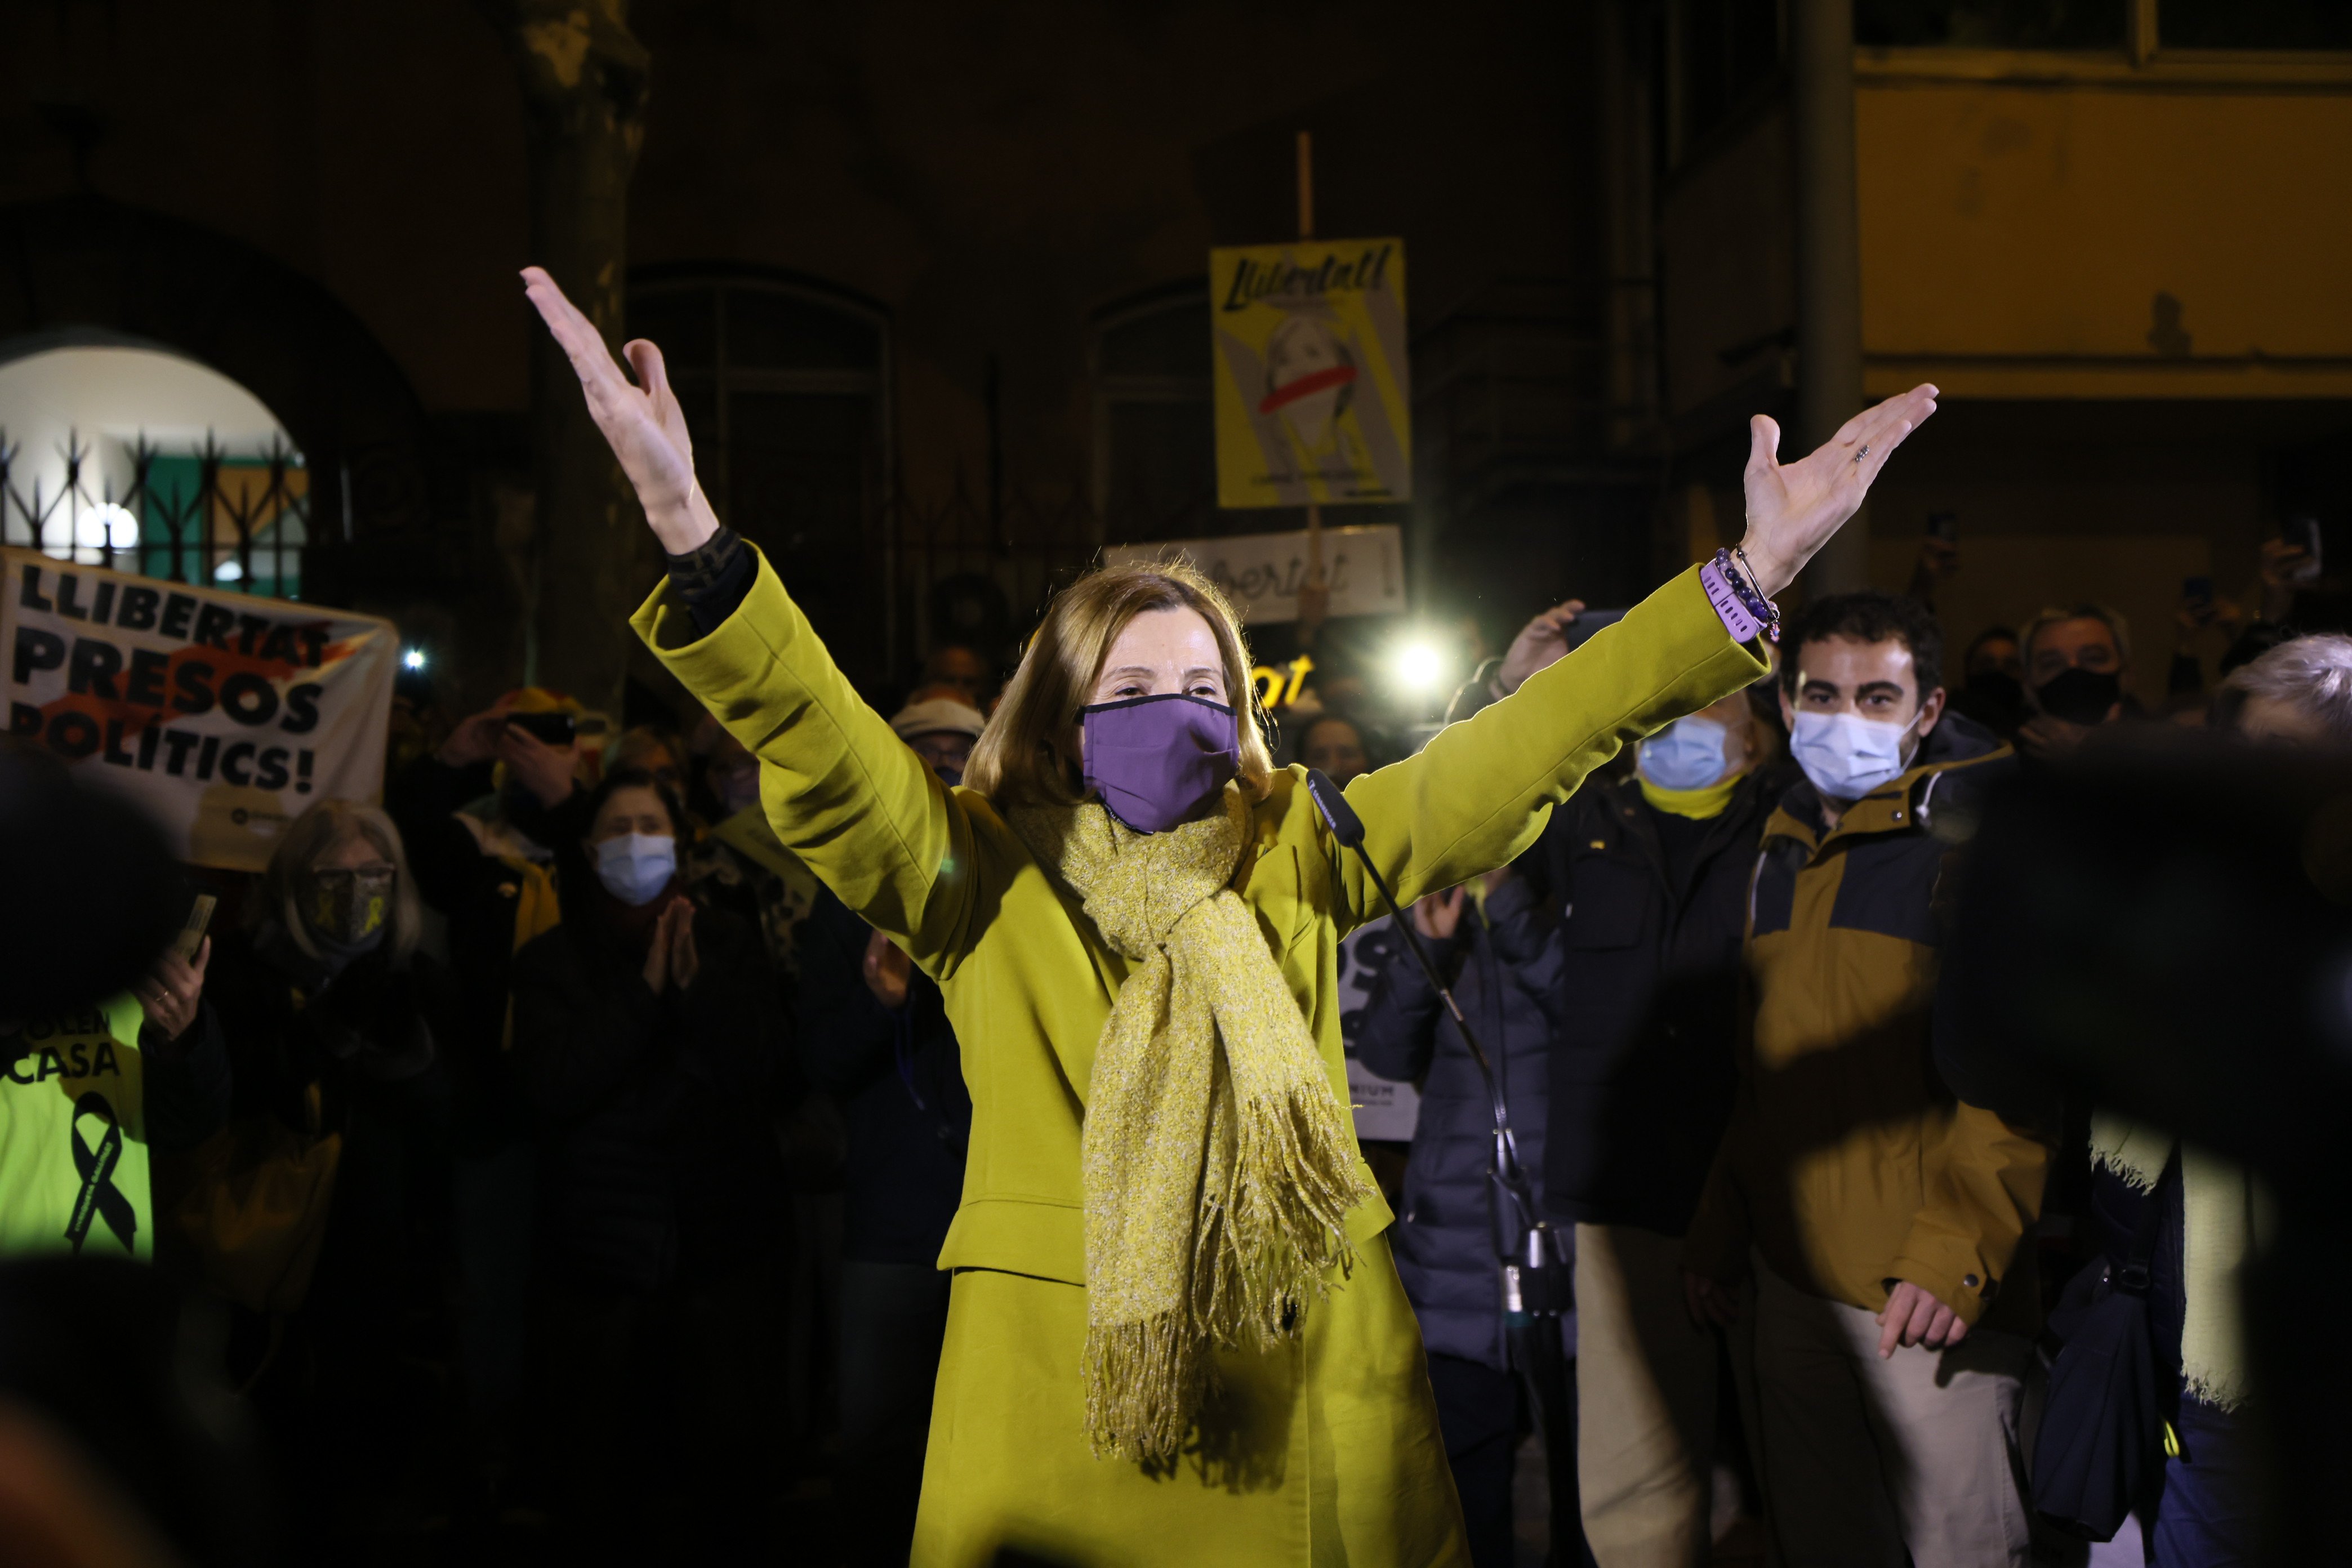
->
[1333,387,1937,920]
[522,269,976,969]
[521,266,720,556]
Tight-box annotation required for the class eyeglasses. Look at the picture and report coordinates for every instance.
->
[311,867,395,892]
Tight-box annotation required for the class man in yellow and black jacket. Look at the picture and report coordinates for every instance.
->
[1682,590,2050,1568]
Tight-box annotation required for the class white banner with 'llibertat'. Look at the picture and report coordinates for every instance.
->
[2,549,398,871]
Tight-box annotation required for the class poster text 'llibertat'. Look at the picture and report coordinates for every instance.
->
[1220,244,1396,313]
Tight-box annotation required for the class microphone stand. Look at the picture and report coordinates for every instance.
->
[1305,769,1582,1560]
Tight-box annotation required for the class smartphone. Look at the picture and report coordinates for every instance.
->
[506,711,578,747]
[1926,512,1959,544]
[2284,515,2324,581]
[1562,609,1627,650]
[2183,576,2215,609]
[172,894,216,963]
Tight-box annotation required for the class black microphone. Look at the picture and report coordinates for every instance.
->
[1307,768,1488,1077]
[1304,766,1366,849]
[1303,768,1570,1321]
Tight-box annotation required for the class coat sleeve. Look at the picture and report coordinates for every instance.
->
[675,912,790,1103]
[795,889,899,1099]
[139,1002,231,1153]
[1888,1103,2050,1329]
[632,548,981,978]
[387,756,496,916]
[510,932,669,1122]
[1333,567,1766,927]
[1351,927,1455,1085]
[1682,957,1761,1283]
[1680,1098,1756,1284]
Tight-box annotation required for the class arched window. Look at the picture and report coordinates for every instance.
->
[628,267,892,677]
[1090,283,1215,542]
[0,335,308,597]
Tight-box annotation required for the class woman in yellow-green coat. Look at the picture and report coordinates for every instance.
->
[520,266,1936,1567]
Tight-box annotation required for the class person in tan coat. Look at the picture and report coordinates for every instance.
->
[1683,590,2050,1568]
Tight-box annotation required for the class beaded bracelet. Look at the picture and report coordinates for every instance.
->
[1702,547,1781,645]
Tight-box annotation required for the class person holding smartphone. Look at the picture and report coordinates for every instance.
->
[383,684,599,1503]
[0,927,229,1262]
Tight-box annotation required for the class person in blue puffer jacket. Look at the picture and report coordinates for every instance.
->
[1355,854,1593,1568]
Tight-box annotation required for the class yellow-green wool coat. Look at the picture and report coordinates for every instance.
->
[635,553,1766,1568]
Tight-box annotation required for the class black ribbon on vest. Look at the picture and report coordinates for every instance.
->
[65,1091,136,1255]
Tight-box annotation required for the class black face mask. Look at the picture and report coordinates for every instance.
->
[2035,666,2122,725]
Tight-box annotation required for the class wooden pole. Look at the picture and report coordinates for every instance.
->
[1295,128,1315,240]
[1297,129,1323,588]
[482,0,649,717]
[1790,0,1868,597]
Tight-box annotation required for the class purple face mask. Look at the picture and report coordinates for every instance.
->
[1080,693,1240,833]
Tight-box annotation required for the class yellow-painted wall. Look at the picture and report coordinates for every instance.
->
[1856,57,2352,399]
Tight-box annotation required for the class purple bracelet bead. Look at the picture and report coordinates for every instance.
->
[1699,560,1765,644]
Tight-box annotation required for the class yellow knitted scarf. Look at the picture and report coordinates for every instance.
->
[1012,785,1371,1463]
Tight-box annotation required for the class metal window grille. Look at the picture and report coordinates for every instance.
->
[0,428,309,597]
[883,465,1103,675]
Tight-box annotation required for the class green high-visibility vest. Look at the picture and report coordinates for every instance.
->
[0,997,152,1262]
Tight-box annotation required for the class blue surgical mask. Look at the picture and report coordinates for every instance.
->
[1789,710,1918,802]
[594,832,677,906]
[1637,715,1741,791]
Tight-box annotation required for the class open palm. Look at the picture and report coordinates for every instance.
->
[1740,384,1940,597]
[521,266,719,554]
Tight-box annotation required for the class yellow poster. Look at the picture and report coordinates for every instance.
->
[1210,238,1411,509]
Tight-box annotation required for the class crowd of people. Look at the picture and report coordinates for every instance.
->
[1302,529,2340,1568]
[0,538,2338,1568]
[0,638,1010,1565]
[0,277,2338,1568]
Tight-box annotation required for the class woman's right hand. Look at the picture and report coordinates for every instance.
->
[644,899,681,995]
[520,266,721,556]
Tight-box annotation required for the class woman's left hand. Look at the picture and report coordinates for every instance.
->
[1411,887,1466,941]
[137,937,210,1042]
[862,929,911,1010]
[1738,384,1940,598]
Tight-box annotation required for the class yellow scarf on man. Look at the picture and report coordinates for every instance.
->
[1638,770,1745,820]
[1012,785,1371,1463]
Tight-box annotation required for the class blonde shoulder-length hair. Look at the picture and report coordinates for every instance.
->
[251,798,424,963]
[964,558,1276,808]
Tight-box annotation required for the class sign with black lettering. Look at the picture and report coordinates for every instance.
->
[2,549,397,871]
[1103,524,1404,625]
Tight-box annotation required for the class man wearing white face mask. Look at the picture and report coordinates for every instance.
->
[1682,590,2048,1568]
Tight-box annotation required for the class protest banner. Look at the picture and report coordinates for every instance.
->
[1335,914,1421,1142]
[2,549,398,871]
[1103,523,1404,625]
[1209,237,1411,511]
